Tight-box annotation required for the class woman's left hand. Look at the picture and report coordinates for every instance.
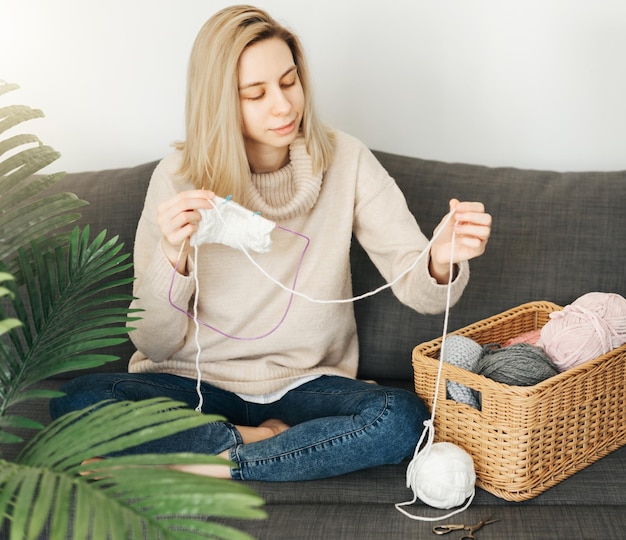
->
[429,199,492,284]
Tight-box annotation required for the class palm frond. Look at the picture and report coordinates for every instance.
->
[0,140,60,181]
[0,227,136,429]
[0,272,21,337]
[0,81,20,97]
[0,104,44,135]
[0,398,265,539]
[0,82,265,539]
[0,84,88,268]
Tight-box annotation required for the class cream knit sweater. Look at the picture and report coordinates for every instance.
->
[127,131,469,395]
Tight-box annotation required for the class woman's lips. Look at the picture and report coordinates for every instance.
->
[271,120,296,136]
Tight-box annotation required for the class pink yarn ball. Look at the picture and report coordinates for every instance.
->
[539,292,626,371]
[503,329,542,347]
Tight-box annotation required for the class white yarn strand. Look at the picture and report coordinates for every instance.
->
[394,227,477,521]
[203,197,457,304]
[191,243,205,412]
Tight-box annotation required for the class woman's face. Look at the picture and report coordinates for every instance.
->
[238,37,305,173]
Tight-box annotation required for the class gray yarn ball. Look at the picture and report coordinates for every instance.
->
[441,335,482,408]
[476,343,559,387]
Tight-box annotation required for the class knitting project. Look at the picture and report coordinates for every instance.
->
[176,201,475,516]
[190,196,276,253]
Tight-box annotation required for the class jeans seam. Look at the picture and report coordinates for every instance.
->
[110,376,200,396]
[233,389,393,478]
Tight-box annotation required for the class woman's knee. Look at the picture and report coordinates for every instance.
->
[375,387,430,460]
[392,387,429,429]
[49,373,120,420]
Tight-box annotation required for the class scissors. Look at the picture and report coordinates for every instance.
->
[432,516,500,539]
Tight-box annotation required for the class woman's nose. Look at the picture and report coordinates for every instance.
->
[270,88,291,115]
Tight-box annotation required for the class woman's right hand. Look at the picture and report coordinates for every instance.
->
[156,190,215,273]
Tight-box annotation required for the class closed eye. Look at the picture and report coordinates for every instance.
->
[281,70,299,88]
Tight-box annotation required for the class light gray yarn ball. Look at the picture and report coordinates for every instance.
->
[440,335,482,408]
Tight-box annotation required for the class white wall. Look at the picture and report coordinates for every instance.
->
[2,0,626,173]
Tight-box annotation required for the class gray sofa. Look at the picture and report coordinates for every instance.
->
[4,150,626,539]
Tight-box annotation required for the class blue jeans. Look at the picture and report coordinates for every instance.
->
[49,373,429,481]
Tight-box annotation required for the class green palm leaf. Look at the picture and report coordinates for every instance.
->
[0,272,21,337]
[0,85,87,271]
[0,82,265,539]
[0,227,136,429]
[0,398,265,540]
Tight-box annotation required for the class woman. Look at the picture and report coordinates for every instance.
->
[51,5,491,481]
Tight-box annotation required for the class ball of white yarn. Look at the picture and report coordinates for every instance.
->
[409,442,476,509]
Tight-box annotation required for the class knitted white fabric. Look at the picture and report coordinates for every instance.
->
[190,196,276,253]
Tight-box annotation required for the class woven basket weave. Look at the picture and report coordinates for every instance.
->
[412,301,626,501]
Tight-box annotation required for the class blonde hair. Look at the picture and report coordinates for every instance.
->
[175,5,335,203]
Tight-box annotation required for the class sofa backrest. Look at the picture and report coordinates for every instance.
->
[46,153,626,382]
[353,151,626,380]
[44,162,155,378]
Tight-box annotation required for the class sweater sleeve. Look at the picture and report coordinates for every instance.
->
[351,143,469,315]
[126,155,197,362]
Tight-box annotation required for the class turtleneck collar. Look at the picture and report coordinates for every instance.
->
[246,135,323,221]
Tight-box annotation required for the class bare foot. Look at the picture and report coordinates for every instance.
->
[82,420,292,480]
[78,454,231,480]
[237,418,290,444]
[170,453,232,479]
[259,418,290,437]
[170,420,290,479]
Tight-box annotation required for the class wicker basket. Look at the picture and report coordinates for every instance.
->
[412,300,626,501]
